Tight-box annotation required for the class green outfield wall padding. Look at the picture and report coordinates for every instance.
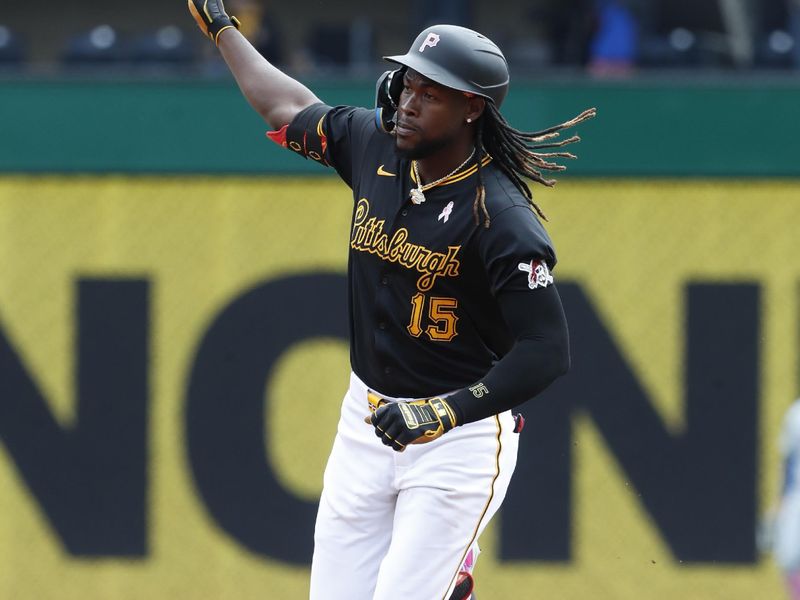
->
[1,77,798,175]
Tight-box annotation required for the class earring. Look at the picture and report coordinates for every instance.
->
[467,118,472,123]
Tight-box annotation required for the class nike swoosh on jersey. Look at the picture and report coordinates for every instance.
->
[377,165,396,177]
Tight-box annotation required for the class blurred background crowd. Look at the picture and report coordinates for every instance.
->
[1,0,799,79]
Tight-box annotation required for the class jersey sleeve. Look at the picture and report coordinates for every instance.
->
[266,103,379,188]
[477,204,557,296]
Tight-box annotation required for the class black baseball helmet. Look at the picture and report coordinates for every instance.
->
[384,24,510,107]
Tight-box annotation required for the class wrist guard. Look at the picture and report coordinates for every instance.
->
[188,0,241,46]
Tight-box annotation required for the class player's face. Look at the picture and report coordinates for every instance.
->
[394,69,471,160]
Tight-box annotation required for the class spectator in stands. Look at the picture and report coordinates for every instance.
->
[587,0,640,76]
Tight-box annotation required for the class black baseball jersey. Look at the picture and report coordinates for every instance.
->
[274,103,557,399]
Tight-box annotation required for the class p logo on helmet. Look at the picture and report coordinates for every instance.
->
[383,24,510,107]
[418,32,440,52]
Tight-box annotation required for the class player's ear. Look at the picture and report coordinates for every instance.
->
[465,96,485,124]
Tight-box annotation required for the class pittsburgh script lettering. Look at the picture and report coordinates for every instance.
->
[351,199,460,291]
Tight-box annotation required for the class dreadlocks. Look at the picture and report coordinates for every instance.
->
[473,104,596,227]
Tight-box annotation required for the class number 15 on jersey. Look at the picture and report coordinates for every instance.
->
[407,293,459,342]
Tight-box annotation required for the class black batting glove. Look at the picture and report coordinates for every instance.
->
[187,0,241,46]
[364,397,457,452]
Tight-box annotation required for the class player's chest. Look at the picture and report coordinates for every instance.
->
[353,166,477,253]
[349,193,477,262]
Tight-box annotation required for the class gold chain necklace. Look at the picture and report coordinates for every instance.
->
[409,147,476,205]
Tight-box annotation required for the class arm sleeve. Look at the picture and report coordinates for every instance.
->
[445,284,570,426]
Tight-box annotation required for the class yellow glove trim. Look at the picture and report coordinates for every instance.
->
[408,397,457,445]
[202,0,214,23]
[187,0,212,39]
[214,23,238,46]
[374,424,406,451]
[434,397,457,427]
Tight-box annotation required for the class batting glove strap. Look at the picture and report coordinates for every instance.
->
[187,0,241,45]
[403,397,457,442]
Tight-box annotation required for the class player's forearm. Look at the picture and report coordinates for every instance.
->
[447,286,570,425]
[217,29,321,129]
[447,336,569,426]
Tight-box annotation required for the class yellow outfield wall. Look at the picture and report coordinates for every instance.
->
[0,176,796,599]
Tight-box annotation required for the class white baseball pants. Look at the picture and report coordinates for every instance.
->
[309,372,519,600]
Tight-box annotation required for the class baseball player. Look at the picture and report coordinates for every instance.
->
[774,399,800,598]
[188,3,594,598]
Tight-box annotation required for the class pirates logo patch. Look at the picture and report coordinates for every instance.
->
[518,259,553,289]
